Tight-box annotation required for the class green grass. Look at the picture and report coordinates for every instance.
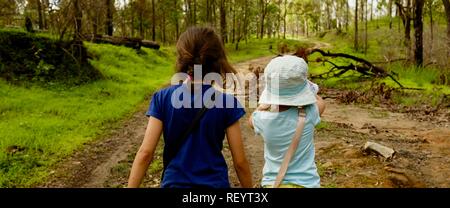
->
[315,121,332,130]
[0,43,175,187]
[225,38,314,63]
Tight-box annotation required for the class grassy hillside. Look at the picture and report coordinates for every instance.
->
[0,30,307,187]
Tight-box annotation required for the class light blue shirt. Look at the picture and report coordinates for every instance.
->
[252,104,321,188]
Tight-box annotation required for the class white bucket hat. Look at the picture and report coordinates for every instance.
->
[259,55,317,106]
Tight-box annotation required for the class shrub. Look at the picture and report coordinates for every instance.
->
[0,30,102,84]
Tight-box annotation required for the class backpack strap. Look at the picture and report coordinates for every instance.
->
[273,107,306,188]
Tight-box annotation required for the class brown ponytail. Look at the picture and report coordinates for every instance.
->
[176,27,236,79]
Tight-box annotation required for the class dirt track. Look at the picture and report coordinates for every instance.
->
[42,56,450,188]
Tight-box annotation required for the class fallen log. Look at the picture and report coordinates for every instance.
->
[83,34,160,50]
[363,141,395,159]
[141,40,161,49]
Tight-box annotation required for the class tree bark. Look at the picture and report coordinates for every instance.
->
[396,0,412,52]
[152,0,156,41]
[43,0,49,29]
[206,0,211,23]
[232,0,235,43]
[138,0,145,38]
[414,0,425,66]
[37,0,44,30]
[277,0,282,39]
[443,0,450,56]
[370,0,373,21]
[283,0,287,39]
[174,0,180,40]
[429,1,433,43]
[388,0,393,29]
[162,11,166,43]
[364,0,368,54]
[106,0,114,36]
[74,0,82,41]
[354,0,359,51]
[405,0,411,50]
[345,1,349,31]
[244,0,249,42]
[260,0,268,39]
[219,0,227,43]
[193,0,197,25]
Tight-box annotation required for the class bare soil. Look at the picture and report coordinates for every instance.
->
[41,56,450,188]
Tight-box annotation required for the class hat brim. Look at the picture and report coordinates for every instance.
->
[258,85,317,106]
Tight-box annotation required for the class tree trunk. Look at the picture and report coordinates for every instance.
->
[43,0,49,29]
[364,0,368,54]
[283,0,287,39]
[206,0,211,23]
[231,0,235,43]
[175,0,180,40]
[354,0,359,51]
[345,1,349,31]
[429,0,434,56]
[405,0,412,56]
[106,0,114,36]
[388,0,393,29]
[162,12,166,43]
[93,16,98,35]
[326,1,331,30]
[443,0,450,56]
[37,0,44,30]
[260,0,267,39]
[220,0,227,43]
[193,0,197,25]
[414,0,424,66]
[152,0,156,41]
[74,0,82,41]
[138,0,144,38]
[370,0,373,21]
[396,0,412,51]
[131,8,135,37]
[305,18,309,37]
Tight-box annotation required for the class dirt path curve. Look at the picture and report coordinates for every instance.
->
[42,56,450,188]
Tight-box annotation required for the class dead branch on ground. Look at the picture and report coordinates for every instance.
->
[296,48,412,89]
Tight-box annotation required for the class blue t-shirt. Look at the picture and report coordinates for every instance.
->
[147,84,245,188]
[252,104,321,188]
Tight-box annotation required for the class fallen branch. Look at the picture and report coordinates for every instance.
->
[309,48,387,76]
[301,48,409,89]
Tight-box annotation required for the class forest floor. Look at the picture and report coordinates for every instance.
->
[41,55,450,188]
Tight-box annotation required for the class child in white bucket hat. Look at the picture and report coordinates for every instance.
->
[249,55,325,188]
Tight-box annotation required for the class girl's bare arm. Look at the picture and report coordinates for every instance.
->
[316,95,326,116]
[226,121,253,188]
[127,117,163,188]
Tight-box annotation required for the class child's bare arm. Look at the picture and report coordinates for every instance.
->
[128,117,163,188]
[248,104,270,129]
[316,95,326,116]
[226,121,253,188]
